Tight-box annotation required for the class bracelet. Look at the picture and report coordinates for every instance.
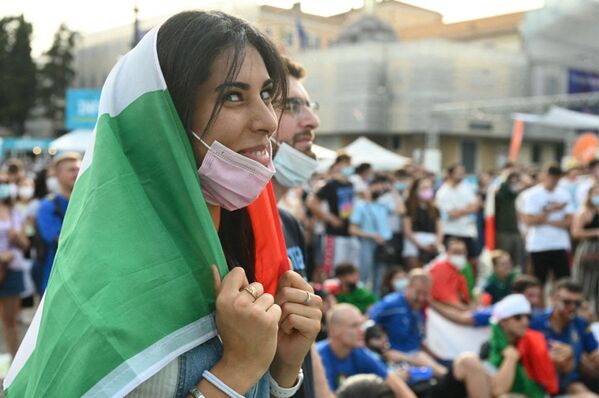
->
[269,369,304,398]
[201,370,245,398]
[189,386,206,398]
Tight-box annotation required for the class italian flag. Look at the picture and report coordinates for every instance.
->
[4,26,289,397]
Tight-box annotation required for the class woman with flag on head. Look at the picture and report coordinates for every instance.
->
[4,10,322,398]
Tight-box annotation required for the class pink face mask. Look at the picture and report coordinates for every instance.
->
[418,188,434,201]
[192,131,275,211]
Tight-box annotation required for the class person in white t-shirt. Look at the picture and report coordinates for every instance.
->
[435,164,481,269]
[522,164,574,286]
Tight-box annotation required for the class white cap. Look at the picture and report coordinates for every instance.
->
[491,294,531,324]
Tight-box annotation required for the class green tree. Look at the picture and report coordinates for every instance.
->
[0,15,37,135]
[39,23,78,135]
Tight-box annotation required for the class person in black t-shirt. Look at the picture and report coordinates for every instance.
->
[308,155,360,276]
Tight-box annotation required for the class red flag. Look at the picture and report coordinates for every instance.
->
[509,119,524,161]
[248,181,290,295]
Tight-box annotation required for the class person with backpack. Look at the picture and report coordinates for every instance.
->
[36,153,81,294]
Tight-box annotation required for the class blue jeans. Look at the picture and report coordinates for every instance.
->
[358,238,383,294]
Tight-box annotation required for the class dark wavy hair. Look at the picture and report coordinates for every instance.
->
[157,11,288,280]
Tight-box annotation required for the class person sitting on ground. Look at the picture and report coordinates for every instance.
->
[332,263,377,313]
[369,269,448,378]
[428,238,471,309]
[380,266,408,297]
[511,274,544,317]
[336,374,394,398]
[483,294,558,397]
[530,278,599,397]
[317,303,416,397]
[483,250,517,305]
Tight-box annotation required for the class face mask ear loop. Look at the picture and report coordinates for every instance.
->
[191,130,211,150]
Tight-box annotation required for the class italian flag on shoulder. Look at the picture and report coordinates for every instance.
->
[4,25,289,397]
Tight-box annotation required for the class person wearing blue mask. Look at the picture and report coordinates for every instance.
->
[571,182,599,318]
[308,155,358,277]
[270,56,334,398]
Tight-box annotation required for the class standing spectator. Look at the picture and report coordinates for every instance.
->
[530,279,599,396]
[428,238,471,309]
[485,294,559,397]
[15,176,37,319]
[483,250,517,305]
[0,177,29,358]
[435,164,481,272]
[317,303,415,397]
[522,164,573,287]
[369,270,448,378]
[349,176,394,291]
[392,169,411,201]
[308,155,358,276]
[403,177,442,269]
[349,163,373,198]
[560,164,582,210]
[36,153,81,293]
[571,183,599,317]
[380,177,406,267]
[495,172,525,270]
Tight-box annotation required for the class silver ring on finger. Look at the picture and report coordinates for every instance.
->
[243,285,259,301]
[303,291,312,306]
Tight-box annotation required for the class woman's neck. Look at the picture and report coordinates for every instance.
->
[207,203,221,230]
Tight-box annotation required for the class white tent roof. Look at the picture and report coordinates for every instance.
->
[513,106,599,129]
[50,129,93,152]
[342,136,410,170]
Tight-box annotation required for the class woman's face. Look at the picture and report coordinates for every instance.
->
[191,45,278,168]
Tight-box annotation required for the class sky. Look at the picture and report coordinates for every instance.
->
[0,0,544,57]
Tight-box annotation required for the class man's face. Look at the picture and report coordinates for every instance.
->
[553,288,583,320]
[276,77,320,158]
[494,255,513,279]
[523,286,542,309]
[56,159,81,192]
[500,314,530,340]
[447,241,467,257]
[405,280,430,310]
[543,173,560,190]
[339,272,359,291]
[334,308,365,349]
[451,166,465,183]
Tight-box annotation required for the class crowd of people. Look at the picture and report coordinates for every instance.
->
[1,9,599,398]
[282,154,599,396]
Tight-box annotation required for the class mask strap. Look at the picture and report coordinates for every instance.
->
[191,130,210,150]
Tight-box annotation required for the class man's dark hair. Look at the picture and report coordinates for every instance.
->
[544,163,563,177]
[355,163,372,175]
[334,263,359,277]
[553,278,583,295]
[282,56,305,80]
[511,275,541,293]
[589,158,599,169]
[334,154,351,165]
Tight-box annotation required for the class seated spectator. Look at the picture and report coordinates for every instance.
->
[317,303,415,397]
[369,269,448,378]
[428,238,471,309]
[336,374,394,398]
[483,250,517,304]
[530,279,599,397]
[484,294,558,397]
[333,263,377,313]
[380,266,408,297]
[511,274,544,317]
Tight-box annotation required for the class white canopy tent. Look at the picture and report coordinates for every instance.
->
[342,136,410,170]
[50,129,93,153]
[512,106,599,129]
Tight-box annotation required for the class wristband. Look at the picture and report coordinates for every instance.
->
[201,370,245,398]
[189,386,206,398]
[269,369,304,398]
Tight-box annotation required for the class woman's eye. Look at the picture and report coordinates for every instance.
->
[261,89,273,101]
[223,92,242,102]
